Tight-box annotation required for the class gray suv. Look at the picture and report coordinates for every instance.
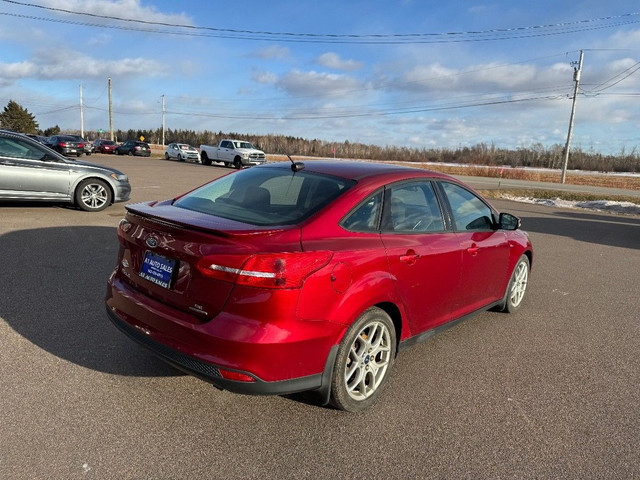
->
[0,130,131,212]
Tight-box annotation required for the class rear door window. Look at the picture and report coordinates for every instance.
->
[341,191,383,232]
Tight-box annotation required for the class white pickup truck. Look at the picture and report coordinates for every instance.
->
[199,139,267,168]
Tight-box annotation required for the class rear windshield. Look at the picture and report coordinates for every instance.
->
[174,166,354,226]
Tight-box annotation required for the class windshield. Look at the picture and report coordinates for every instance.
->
[174,166,354,226]
[234,142,255,149]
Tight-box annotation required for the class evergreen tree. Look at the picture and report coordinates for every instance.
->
[0,100,39,134]
[43,125,61,136]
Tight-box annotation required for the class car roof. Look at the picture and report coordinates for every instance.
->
[262,160,454,183]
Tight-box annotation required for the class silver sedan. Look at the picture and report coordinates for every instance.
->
[0,129,131,212]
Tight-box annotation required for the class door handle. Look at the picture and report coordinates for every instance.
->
[399,250,420,265]
[467,244,479,256]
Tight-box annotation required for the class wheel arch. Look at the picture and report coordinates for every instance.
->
[71,175,115,206]
[373,301,403,354]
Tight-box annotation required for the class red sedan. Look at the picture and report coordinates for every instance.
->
[93,139,117,154]
[105,160,532,411]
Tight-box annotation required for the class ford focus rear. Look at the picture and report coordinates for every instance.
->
[106,161,532,411]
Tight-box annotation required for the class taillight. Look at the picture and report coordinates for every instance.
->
[196,251,333,289]
[59,142,67,147]
[134,146,141,150]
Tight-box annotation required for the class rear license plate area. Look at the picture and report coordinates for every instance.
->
[139,251,177,289]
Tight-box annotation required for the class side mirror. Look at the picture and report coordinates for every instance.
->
[499,212,521,231]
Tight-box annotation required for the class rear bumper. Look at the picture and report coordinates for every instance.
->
[106,306,333,395]
[105,275,343,395]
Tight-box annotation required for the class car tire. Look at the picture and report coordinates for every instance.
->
[128,150,133,156]
[76,153,82,157]
[501,255,530,313]
[165,153,170,160]
[75,178,112,212]
[201,152,211,166]
[233,157,243,169]
[179,154,185,162]
[330,307,396,412]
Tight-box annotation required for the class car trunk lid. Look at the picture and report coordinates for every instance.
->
[115,200,302,322]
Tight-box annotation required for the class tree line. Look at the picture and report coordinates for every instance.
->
[96,127,640,173]
[1,99,638,173]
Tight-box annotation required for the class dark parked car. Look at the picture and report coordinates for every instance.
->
[116,140,151,157]
[46,135,84,157]
[67,135,93,155]
[106,161,532,411]
[0,129,131,211]
[26,134,48,145]
[93,139,117,154]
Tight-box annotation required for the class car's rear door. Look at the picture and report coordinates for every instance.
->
[380,180,462,333]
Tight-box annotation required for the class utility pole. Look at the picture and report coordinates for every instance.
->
[79,84,84,137]
[161,94,165,146]
[108,77,114,141]
[561,50,584,184]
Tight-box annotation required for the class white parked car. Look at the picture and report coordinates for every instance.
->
[165,143,201,163]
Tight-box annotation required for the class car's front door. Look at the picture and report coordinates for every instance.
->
[219,141,234,162]
[380,180,462,334]
[0,136,71,200]
[438,181,511,317]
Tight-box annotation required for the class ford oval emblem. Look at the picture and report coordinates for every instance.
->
[145,236,159,248]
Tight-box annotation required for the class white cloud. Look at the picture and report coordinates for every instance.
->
[315,53,363,72]
[608,28,640,49]
[397,61,571,93]
[249,46,291,60]
[0,50,167,82]
[0,61,39,79]
[276,70,364,98]
[36,0,193,24]
[252,70,277,84]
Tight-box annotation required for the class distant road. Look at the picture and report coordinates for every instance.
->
[456,174,640,198]
[270,155,640,199]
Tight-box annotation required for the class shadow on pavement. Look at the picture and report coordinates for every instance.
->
[517,209,640,250]
[0,226,180,377]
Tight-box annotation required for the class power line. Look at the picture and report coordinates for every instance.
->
[583,62,640,93]
[1,1,639,43]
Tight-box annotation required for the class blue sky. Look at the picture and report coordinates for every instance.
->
[1,1,639,155]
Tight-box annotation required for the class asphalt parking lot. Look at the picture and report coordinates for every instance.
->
[1,155,639,479]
